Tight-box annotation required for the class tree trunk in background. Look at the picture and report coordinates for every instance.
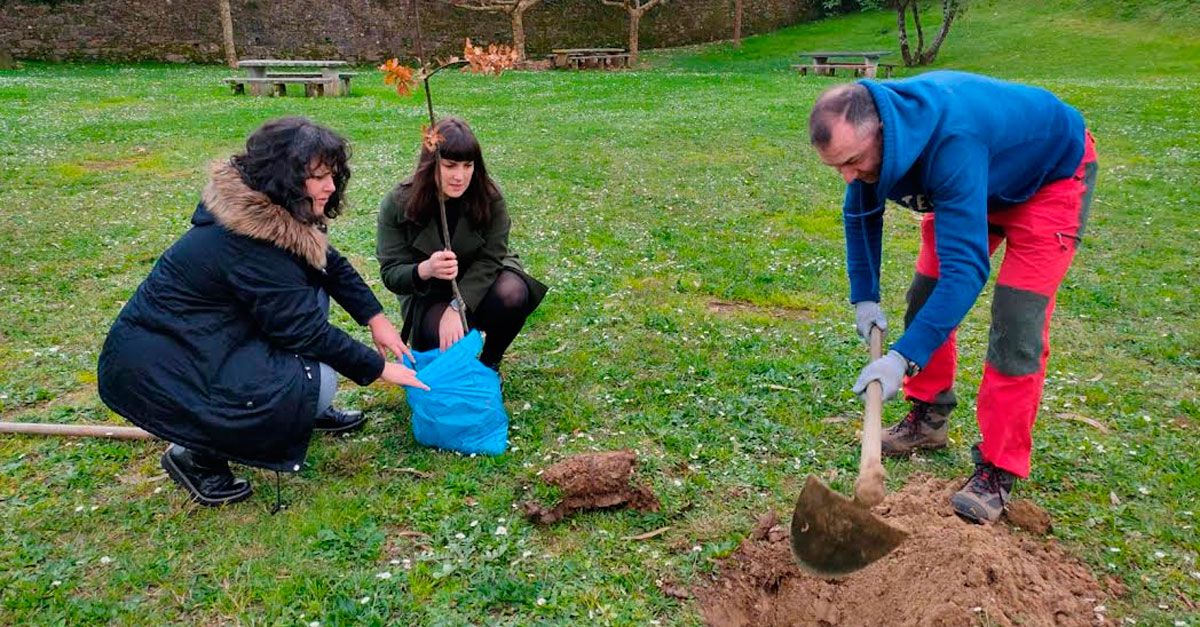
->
[896,0,914,66]
[628,11,641,63]
[919,0,961,65]
[733,0,743,47]
[912,2,925,57]
[601,0,667,66]
[895,0,964,67]
[219,0,237,68]
[510,7,527,61]
[447,1,543,64]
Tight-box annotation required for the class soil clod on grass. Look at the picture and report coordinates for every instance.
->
[521,450,660,525]
[1004,499,1053,535]
[694,475,1111,626]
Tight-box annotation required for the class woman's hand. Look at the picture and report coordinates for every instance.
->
[380,361,429,390]
[418,250,458,281]
[439,305,465,351]
[367,313,413,362]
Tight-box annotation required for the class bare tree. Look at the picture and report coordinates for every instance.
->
[219,0,237,67]
[893,0,965,66]
[732,0,743,48]
[446,0,544,63]
[600,0,668,65]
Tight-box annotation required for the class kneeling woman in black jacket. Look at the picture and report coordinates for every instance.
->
[99,117,426,507]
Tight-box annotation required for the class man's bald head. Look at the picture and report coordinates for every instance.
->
[808,83,880,148]
[808,84,884,184]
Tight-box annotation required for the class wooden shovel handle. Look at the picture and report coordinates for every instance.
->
[0,421,155,441]
[860,326,885,473]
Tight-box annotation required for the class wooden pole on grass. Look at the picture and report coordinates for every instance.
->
[0,421,156,441]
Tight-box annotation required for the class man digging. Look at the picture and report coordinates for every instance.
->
[808,71,1097,523]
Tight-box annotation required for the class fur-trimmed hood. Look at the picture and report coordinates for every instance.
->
[200,160,328,270]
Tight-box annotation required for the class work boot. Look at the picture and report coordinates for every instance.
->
[313,407,366,434]
[160,444,252,507]
[880,398,951,457]
[951,445,1016,524]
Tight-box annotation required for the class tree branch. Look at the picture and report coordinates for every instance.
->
[447,0,517,12]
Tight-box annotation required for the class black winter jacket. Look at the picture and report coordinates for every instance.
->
[98,162,385,471]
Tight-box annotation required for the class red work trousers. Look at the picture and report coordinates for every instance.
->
[903,132,1097,478]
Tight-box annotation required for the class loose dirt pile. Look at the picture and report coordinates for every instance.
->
[695,475,1115,626]
[521,450,659,524]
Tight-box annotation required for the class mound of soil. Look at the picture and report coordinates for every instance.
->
[695,475,1113,626]
[521,450,659,525]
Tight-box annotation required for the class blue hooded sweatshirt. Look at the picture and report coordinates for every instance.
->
[843,71,1086,367]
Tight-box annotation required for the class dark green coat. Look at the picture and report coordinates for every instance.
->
[376,180,547,341]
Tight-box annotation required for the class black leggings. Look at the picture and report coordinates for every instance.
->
[411,270,534,369]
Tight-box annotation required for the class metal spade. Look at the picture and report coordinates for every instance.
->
[789,326,907,577]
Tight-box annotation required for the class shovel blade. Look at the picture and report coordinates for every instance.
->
[789,474,908,577]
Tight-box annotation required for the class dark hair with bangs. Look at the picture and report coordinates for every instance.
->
[230,117,352,224]
[404,117,498,225]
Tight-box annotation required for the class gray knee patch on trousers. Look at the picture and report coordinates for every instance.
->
[316,362,337,417]
[1078,160,1098,239]
[987,285,1050,376]
[905,273,938,328]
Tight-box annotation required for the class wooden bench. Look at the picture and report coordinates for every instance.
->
[550,47,630,70]
[223,72,358,97]
[228,59,351,97]
[793,62,895,78]
[566,53,630,70]
[795,50,895,79]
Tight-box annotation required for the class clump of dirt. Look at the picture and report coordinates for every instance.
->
[521,450,660,525]
[694,475,1112,626]
[1005,499,1053,535]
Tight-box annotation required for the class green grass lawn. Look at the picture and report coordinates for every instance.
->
[1,0,1197,623]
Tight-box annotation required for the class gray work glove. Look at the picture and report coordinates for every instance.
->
[854,301,887,344]
[852,350,908,401]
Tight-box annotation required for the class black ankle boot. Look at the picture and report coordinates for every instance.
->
[160,444,252,506]
[313,407,366,434]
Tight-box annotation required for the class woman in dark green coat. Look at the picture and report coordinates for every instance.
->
[376,117,546,371]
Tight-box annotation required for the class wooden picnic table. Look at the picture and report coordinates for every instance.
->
[550,48,630,70]
[226,59,355,97]
[795,50,895,78]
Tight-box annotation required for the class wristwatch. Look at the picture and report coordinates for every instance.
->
[449,297,463,312]
[903,357,920,377]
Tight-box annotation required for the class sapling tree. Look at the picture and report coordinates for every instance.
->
[378,2,518,331]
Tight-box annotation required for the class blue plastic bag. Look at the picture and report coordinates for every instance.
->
[403,330,508,456]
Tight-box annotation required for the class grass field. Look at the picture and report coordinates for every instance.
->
[1,0,1198,623]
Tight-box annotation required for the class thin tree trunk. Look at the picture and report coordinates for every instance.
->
[219,0,237,68]
[912,2,925,59]
[628,10,641,65]
[919,0,959,65]
[510,7,527,62]
[733,0,743,47]
[413,0,426,62]
[896,1,914,66]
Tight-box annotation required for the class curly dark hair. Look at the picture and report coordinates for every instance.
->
[231,117,352,223]
[405,116,499,226]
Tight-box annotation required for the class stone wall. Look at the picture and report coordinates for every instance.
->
[0,0,825,63]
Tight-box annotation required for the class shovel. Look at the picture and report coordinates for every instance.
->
[789,325,907,577]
